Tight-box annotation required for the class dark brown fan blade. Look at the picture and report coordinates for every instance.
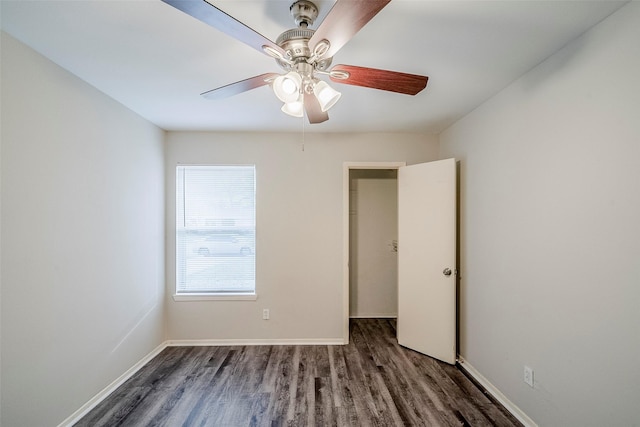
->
[201,73,279,100]
[308,0,390,59]
[304,92,329,124]
[161,0,285,58]
[329,65,428,95]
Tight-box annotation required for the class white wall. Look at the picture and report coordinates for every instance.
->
[349,169,398,318]
[439,3,640,426]
[0,33,166,426]
[165,132,437,341]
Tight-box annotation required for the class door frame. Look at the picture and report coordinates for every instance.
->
[342,161,406,344]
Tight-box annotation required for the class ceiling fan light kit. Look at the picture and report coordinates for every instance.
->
[162,0,428,124]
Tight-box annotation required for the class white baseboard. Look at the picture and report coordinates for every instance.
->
[457,356,538,427]
[167,338,344,346]
[57,342,169,427]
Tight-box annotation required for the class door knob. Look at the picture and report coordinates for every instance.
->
[443,268,452,277]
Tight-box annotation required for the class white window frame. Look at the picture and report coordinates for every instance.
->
[173,165,257,301]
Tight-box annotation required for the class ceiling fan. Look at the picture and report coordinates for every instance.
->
[161,0,429,124]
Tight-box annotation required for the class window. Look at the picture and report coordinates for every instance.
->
[176,165,256,297]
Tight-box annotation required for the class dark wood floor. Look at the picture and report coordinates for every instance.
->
[76,319,521,426]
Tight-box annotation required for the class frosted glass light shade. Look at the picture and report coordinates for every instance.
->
[273,72,302,103]
[281,97,304,117]
[314,80,341,112]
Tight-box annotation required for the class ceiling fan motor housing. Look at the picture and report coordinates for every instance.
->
[276,28,315,62]
[276,28,332,71]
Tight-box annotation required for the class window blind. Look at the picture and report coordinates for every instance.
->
[176,165,256,294]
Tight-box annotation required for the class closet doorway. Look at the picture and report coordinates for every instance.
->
[348,168,399,319]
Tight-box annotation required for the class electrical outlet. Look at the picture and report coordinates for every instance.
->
[524,366,534,388]
[262,309,270,320]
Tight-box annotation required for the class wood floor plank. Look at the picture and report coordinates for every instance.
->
[297,346,317,427]
[76,319,523,427]
[264,345,295,425]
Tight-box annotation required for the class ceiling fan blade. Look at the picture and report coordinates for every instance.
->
[201,73,279,100]
[161,0,285,58]
[329,65,428,95]
[309,0,390,59]
[304,92,329,124]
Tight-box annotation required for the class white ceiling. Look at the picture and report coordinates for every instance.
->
[1,0,627,133]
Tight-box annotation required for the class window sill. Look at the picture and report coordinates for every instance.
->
[173,293,258,302]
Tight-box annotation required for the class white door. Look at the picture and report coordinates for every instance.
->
[397,158,457,364]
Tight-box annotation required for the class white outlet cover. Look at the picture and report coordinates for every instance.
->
[524,366,534,387]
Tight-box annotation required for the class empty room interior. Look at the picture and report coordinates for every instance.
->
[1,1,639,426]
